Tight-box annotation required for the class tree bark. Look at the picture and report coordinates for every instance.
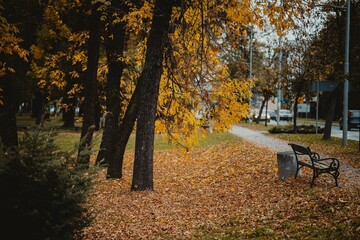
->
[106,0,174,180]
[62,104,76,128]
[61,82,78,129]
[31,91,46,125]
[322,8,344,140]
[323,86,339,140]
[106,80,143,177]
[293,95,299,133]
[131,0,174,191]
[96,0,129,166]
[94,97,101,131]
[0,78,18,148]
[78,2,102,164]
[256,99,266,124]
[264,100,268,127]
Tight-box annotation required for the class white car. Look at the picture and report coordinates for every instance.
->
[268,110,277,120]
[279,109,292,121]
[254,111,270,122]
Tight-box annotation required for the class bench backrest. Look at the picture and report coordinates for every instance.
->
[289,143,315,166]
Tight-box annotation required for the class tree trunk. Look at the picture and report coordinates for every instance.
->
[31,91,46,125]
[106,82,142,177]
[78,2,102,164]
[131,0,174,191]
[256,99,266,124]
[265,100,268,127]
[61,90,77,129]
[96,0,128,166]
[0,78,18,148]
[293,96,299,133]
[94,97,101,131]
[62,105,76,128]
[323,86,339,140]
[106,0,173,179]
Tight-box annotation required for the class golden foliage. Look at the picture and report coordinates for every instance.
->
[153,0,315,150]
[124,0,153,35]
[0,15,28,77]
[26,0,318,149]
[154,0,257,149]
[30,1,88,100]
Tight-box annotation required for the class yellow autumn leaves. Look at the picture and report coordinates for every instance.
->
[0,15,28,78]
[27,0,316,149]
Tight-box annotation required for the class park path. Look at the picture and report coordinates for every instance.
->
[230,125,290,152]
[230,125,360,186]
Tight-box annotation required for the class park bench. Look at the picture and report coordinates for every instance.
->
[288,143,340,187]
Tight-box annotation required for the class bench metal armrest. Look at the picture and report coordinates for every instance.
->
[316,157,340,169]
[311,152,320,160]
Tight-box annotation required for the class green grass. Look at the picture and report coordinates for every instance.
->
[124,132,241,152]
[23,125,240,154]
[55,132,82,151]
[237,121,275,132]
[16,113,241,153]
[16,113,37,128]
[124,134,175,152]
[198,132,241,148]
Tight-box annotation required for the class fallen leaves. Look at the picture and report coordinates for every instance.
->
[83,140,360,239]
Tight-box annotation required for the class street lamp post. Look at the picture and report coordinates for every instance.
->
[343,0,350,146]
[276,37,282,126]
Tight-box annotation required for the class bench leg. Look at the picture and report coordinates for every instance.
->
[310,175,316,187]
[295,164,302,179]
[310,170,319,187]
[312,170,340,187]
[333,171,340,187]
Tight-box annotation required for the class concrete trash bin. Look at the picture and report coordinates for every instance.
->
[277,151,297,179]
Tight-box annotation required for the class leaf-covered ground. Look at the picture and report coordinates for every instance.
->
[83,139,360,239]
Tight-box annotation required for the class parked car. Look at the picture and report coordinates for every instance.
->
[254,111,271,122]
[279,109,292,121]
[268,110,277,120]
[339,110,360,130]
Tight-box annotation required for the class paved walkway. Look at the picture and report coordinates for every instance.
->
[230,125,360,185]
[230,125,290,152]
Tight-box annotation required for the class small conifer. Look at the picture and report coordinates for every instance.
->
[0,126,96,240]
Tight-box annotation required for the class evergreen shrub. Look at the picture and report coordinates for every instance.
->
[0,126,96,240]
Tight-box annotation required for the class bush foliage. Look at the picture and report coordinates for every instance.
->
[268,125,324,134]
[0,126,95,240]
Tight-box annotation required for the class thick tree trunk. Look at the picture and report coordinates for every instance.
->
[78,2,101,164]
[0,78,18,148]
[96,0,128,166]
[106,84,141,178]
[323,87,339,140]
[131,0,174,191]
[106,0,173,180]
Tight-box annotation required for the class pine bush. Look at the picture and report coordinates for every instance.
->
[0,126,96,240]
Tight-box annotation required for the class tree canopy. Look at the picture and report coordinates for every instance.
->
[1,0,325,188]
